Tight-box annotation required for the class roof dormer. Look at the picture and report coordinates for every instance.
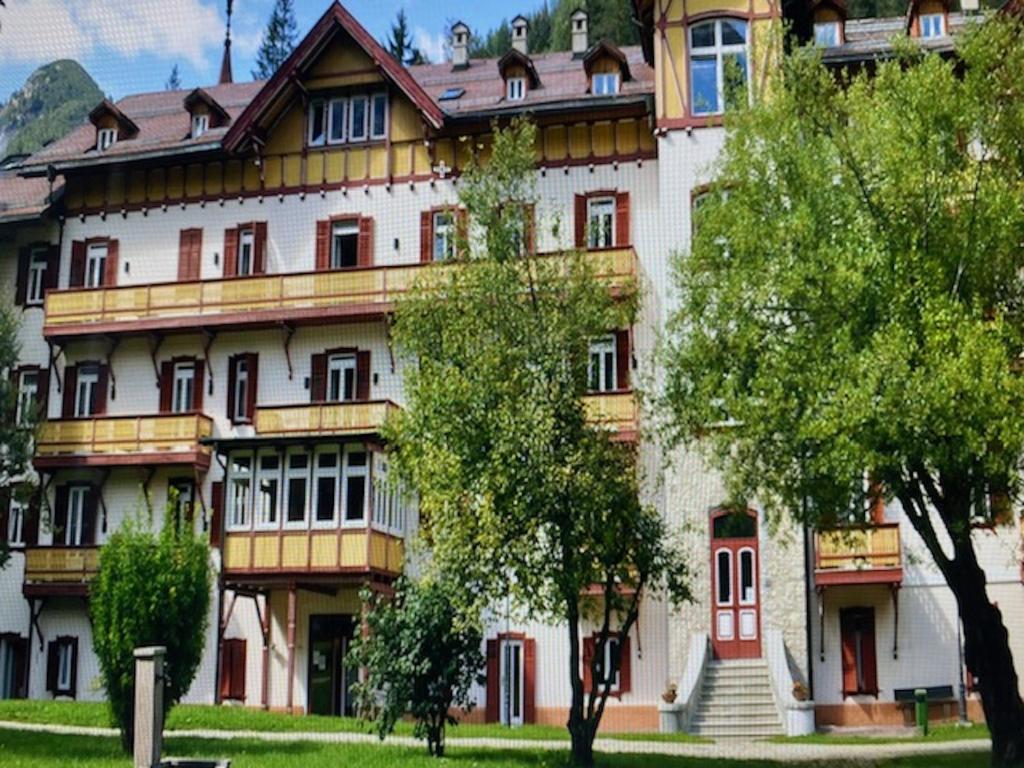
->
[88,99,139,152]
[582,40,631,96]
[811,0,846,47]
[497,48,540,102]
[183,88,231,139]
[907,0,950,39]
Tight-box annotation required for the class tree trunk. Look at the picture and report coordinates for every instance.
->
[565,606,598,767]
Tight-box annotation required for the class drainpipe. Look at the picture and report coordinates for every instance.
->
[802,513,815,700]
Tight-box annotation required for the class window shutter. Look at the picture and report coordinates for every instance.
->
[0,490,9,543]
[231,638,246,700]
[62,365,78,418]
[226,355,238,422]
[81,487,98,546]
[46,641,59,693]
[868,477,885,524]
[253,222,268,274]
[103,240,119,287]
[7,367,18,424]
[15,246,29,306]
[178,229,202,281]
[12,636,27,698]
[222,228,238,277]
[94,365,109,415]
[615,330,630,390]
[37,366,50,419]
[69,242,87,287]
[618,635,632,695]
[574,195,587,248]
[357,217,374,267]
[218,641,231,701]
[192,359,205,411]
[52,486,69,544]
[839,610,859,696]
[310,354,327,402]
[68,637,79,698]
[524,638,537,724]
[861,612,878,695]
[420,211,433,263]
[614,192,630,247]
[44,245,60,294]
[245,353,259,419]
[23,493,40,546]
[356,350,371,401]
[582,636,595,692]
[315,220,331,270]
[485,638,499,723]
[159,361,174,413]
[210,481,224,547]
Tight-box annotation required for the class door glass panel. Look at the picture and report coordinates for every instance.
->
[716,549,732,605]
[739,549,755,604]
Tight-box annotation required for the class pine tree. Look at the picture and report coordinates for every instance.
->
[252,0,299,80]
[386,9,425,65]
[165,63,181,91]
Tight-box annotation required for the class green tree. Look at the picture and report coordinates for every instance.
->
[387,9,426,65]
[90,505,212,752]
[387,119,689,768]
[660,20,1024,767]
[0,305,36,570]
[252,0,298,80]
[350,577,483,757]
[165,63,181,91]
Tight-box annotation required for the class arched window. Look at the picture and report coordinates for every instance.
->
[689,19,749,117]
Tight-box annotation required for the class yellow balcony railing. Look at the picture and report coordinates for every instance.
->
[24,546,100,587]
[583,390,638,437]
[35,413,213,467]
[815,523,902,584]
[223,528,404,578]
[255,401,399,438]
[43,248,637,338]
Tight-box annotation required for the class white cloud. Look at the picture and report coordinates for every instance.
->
[414,27,448,64]
[0,0,225,68]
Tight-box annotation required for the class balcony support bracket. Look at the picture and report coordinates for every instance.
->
[47,342,64,394]
[385,320,396,374]
[194,467,209,531]
[202,330,216,395]
[139,466,157,514]
[96,469,111,535]
[891,584,900,660]
[280,323,296,380]
[817,585,826,662]
[148,333,165,388]
[30,597,47,651]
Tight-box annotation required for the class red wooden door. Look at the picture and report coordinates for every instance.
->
[710,509,761,660]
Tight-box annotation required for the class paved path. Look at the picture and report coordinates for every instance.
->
[0,719,991,763]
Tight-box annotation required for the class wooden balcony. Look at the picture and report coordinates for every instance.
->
[34,413,213,469]
[23,546,99,597]
[583,390,638,440]
[222,528,404,585]
[255,401,399,439]
[814,523,903,586]
[42,248,638,341]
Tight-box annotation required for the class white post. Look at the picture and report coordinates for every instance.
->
[134,646,166,768]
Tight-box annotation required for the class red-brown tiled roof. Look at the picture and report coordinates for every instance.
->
[0,171,59,223]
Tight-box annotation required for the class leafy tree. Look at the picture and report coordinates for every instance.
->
[350,578,483,757]
[0,305,36,570]
[469,20,513,58]
[660,20,1024,767]
[165,64,181,91]
[386,9,426,66]
[387,118,689,768]
[90,504,212,752]
[252,0,298,80]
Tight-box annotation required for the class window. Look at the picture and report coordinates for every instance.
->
[689,19,748,116]
[237,229,255,276]
[596,637,622,691]
[349,95,368,142]
[343,448,368,525]
[328,97,347,144]
[96,128,117,151]
[313,448,339,527]
[814,22,841,47]
[172,361,195,413]
[0,634,26,699]
[231,357,250,423]
[308,99,327,146]
[331,220,360,269]
[500,638,525,726]
[592,73,620,95]
[432,211,455,261]
[7,496,25,547]
[16,369,39,426]
[57,641,73,692]
[85,242,107,288]
[191,114,209,138]
[371,93,388,139]
[587,197,615,249]
[74,365,100,418]
[26,246,48,305]
[588,336,616,392]
[285,451,309,527]
[65,486,88,546]
[439,88,465,101]
[920,13,945,38]
[228,453,253,529]
[328,354,357,402]
[256,452,280,529]
[48,637,77,697]
[507,78,526,101]
[168,479,194,527]
[309,93,386,146]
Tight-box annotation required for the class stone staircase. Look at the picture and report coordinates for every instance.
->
[690,658,784,738]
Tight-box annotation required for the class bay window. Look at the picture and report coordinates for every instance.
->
[228,453,253,529]
[313,448,339,527]
[342,448,368,525]
[256,452,280,529]
[285,451,309,527]
[689,19,748,116]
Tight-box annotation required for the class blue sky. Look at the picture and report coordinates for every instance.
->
[0,0,524,102]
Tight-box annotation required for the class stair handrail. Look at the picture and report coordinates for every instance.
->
[765,628,816,736]
[676,632,710,732]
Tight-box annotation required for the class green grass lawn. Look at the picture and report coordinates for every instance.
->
[772,722,990,745]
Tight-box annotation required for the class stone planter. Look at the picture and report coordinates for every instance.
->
[658,701,685,733]
[786,700,816,736]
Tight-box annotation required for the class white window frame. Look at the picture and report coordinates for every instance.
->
[0,635,20,698]
[341,446,368,527]
[738,546,756,605]
[7,496,25,546]
[16,369,39,426]
[370,92,388,140]
[74,366,99,418]
[308,99,327,147]
[920,13,945,39]
[599,637,622,691]
[96,128,117,151]
[85,242,107,288]
[312,447,340,529]
[331,219,360,269]
[814,21,841,47]
[689,19,749,117]
[283,449,310,529]
[432,210,455,262]
[232,357,250,423]
[592,72,620,96]
[328,97,347,144]
[588,336,617,393]
[227,452,253,530]
[328,353,358,403]
[27,245,48,305]
[172,361,195,414]
[587,196,615,249]
[238,228,255,276]
[191,113,209,138]
[65,486,87,547]
[348,95,369,142]
[56,640,74,693]
[500,638,525,726]
[506,77,526,101]
[715,547,733,606]
[255,451,281,530]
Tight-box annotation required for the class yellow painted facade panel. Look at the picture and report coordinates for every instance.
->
[369,146,388,178]
[107,172,126,206]
[393,145,412,177]
[166,166,185,200]
[412,144,429,176]
[310,533,338,568]
[281,535,308,567]
[568,124,590,159]
[325,152,345,184]
[224,537,250,570]
[185,164,205,197]
[348,149,368,180]
[206,163,224,197]
[253,536,279,569]
[339,531,365,567]
[592,123,615,158]
[147,168,166,202]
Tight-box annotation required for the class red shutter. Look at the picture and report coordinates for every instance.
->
[315,220,331,270]
[68,637,79,698]
[46,641,59,693]
[178,229,202,281]
[159,361,174,413]
[861,612,878,695]
[53,486,69,545]
[103,240,119,287]
[310,354,327,402]
[94,365,109,415]
[210,481,224,547]
[357,217,374,267]
[615,330,630,391]
[253,222,268,274]
[192,359,205,411]
[81,487,97,546]
[840,610,859,696]
[223,228,238,277]
[582,636,595,692]
[15,247,29,306]
[226,355,238,423]
[69,242,86,287]
[220,638,247,701]
[485,638,499,723]
[218,641,231,701]
[62,365,78,418]
[44,245,60,294]
[575,195,587,248]
[356,350,371,401]
[523,638,536,724]
[420,211,433,263]
[617,635,632,695]
[245,353,259,419]
[614,192,630,247]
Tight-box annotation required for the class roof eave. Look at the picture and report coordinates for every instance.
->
[19,142,223,178]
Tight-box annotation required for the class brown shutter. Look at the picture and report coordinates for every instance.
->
[232,639,246,700]
[861,611,878,695]
[310,354,327,402]
[69,242,86,287]
[357,217,374,267]
[53,486,69,545]
[178,229,203,281]
[46,641,59,692]
[582,636,595,692]
[245,353,259,419]
[81,487,97,546]
[218,641,231,701]
[614,192,630,247]
[210,481,224,547]
[15,247,29,306]
[103,240,119,287]
[23,493,40,546]
[226,355,238,423]
[356,350,371,401]
[68,637,79,698]
[523,638,536,724]
[94,365,109,415]
[868,477,885,524]
[615,330,630,390]
[315,220,331,270]
[44,245,60,294]
[420,211,433,263]
[159,361,174,413]
[223,228,238,277]
[840,609,860,696]
[12,637,27,698]
[574,195,587,248]
[192,359,205,411]
[485,638,499,723]
[618,635,632,695]
[62,365,78,418]
[253,222,268,274]
[37,366,50,419]
[0,490,9,543]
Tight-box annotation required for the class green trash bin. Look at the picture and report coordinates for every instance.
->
[914,688,928,736]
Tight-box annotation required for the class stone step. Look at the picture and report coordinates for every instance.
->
[693,724,784,738]
[707,658,768,669]
[702,678,775,692]
[692,712,782,727]
[695,707,779,721]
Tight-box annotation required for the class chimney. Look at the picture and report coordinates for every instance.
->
[571,8,589,58]
[219,0,233,84]
[451,21,470,69]
[511,15,529,55]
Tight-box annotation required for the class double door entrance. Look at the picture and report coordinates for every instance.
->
[711,509,761,659]
[307,615,356,717]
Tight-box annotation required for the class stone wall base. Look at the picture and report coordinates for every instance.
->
[816,698,985,727]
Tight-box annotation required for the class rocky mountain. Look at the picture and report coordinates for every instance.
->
[0,60,103,159]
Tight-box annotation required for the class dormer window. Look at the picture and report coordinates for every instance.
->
[592,73,620,95]
[507,78,526,101]
[191,114,209,138]
[920,13,945,38]
[96,128,117,152]
[814,21,841,47]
